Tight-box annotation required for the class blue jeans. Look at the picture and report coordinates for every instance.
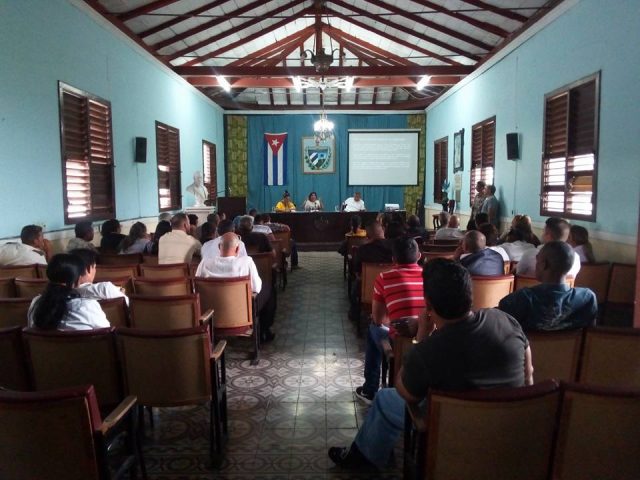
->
[354,388,405,468]
[362,324,389,395]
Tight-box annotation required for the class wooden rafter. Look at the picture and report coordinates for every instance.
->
[211,95,439,110]
[138,0,231,39]
[338,44,344,105]
[337,40,398,67]
[329,0,480,62]
[459,0,529,22]
[228,25,315,67]
[118,0,182,22]
[186,76,461,88]
[410,0,509,37]
[175,65,473,76]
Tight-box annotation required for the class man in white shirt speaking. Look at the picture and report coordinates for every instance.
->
[343,192,366,212]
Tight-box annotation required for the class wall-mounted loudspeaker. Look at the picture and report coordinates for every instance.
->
[134,137,147,163]
[506,132,519,160]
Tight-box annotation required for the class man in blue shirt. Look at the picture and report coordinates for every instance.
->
[459,231,505,276]
[499,241,597,331]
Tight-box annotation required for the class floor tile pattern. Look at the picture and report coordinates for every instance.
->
[141,252,402,479]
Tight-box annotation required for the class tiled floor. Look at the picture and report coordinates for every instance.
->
[141,251,402,479]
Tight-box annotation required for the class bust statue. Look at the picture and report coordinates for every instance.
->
[186,171,208,207]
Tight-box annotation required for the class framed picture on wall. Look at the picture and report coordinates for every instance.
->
[453,128,464,173]
[302,136,335,174]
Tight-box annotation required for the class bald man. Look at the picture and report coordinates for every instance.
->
[434,214,464,240]
[459,230,504,276]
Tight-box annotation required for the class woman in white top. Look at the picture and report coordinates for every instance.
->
[302,192,323,212]
[27,253,110,331]
[119,221,151,254]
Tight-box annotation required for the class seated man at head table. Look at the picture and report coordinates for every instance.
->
[0,224,50,266]
[329,258,532,469]
[343,192,366,212]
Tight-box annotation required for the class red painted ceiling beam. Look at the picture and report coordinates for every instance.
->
[118,0,182,22]
[410,0,509,37]
[459,0,529,23]
[229,25,315,67]
[187,76,460,88]
[138,0,231,39]
[175,65,473,76]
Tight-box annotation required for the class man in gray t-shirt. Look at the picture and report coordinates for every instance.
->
[481,184,500,229]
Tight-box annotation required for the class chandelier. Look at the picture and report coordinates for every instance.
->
[314,109,334,144]
[292,75,353,92]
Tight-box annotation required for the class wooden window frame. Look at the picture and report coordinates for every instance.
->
[58,82,115,224]
[470,116,496,207]
[540,73,600,221]
[155,121,182,212]
[202,140,217,202]
[433,136,448,203]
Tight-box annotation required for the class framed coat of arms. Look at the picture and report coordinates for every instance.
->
[302,136,335,174]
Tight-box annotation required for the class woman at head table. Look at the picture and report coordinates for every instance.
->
[302,192,323,212]
[275,191,296,212]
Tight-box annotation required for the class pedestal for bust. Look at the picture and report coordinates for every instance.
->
[185,206,215,226]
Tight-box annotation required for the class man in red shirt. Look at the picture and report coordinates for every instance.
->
[355,236,425,404]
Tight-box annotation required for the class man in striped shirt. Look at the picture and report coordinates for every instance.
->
[355,236,425,404]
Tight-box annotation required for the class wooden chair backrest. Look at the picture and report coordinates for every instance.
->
[0,298,31,328]
[392,335,416,383]
[194,277,253,332]
[23,328,122,409]
[133,276,194,296]
[527,329,584,382]
[503,260,511,275]
[574,262,611,304]
[141,254,159,265]
[250,252,274,289]
[97,253,142,265]
[116,326,211,406]
[471,274,515,310]
[552,384,640,480]
[139,262,191,279]
[515,275,575,291]
[0,277,16,298]
[578,327,640,388]
[269,239,284,265]
[0,326,30,390]
[98,275,134,295]
[421,252,455,263]
[361,263,394,306]
[129,294,202,330]
[421,244,459,253]
[431,239,462,246]
[14,277,48,299]
[94,264,139,281]
[0,385,102,480]
[0,264,40,279]
[98,297,129,328]
[272,230,291,251]
[606,263,636,304]
[346,235,368,253]
[424,381,560,480]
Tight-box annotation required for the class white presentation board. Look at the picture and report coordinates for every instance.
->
[347,129,420,186]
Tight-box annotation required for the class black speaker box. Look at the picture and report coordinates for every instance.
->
[506,132,519,160]
[134,137,147,163]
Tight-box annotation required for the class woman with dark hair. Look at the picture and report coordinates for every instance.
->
[568,225,596,263]
[100,219,125,253]
[148,220,172,255]
[302,192,323,211]
[119,222,151,254]
[27,253,109,330]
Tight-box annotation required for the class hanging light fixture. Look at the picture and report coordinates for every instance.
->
[314,94,334,145]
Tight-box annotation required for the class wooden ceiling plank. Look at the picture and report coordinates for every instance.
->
[179,5,313,65]
[362,0,492,51]
[257,38,308,67]
[210,94,439,110]
[138,0,231,39]
[337,39,396,67]
[410,0,509,37]
[230,25,314,67]
[175,65,474,76]
[118,0,182,22]
[459,0,528,22]
[328,1,479,62]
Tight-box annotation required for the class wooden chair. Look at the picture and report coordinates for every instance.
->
[95,264,139,281]
[0,326,30,390]
[23,327,124,411]
[471,274,514,310]
[129,294,213,331]
[527,329,584,382]
[139,262,191,279]
[420,251,455,264]
[116,326,227,463]
[0,385,143,480]
[382,334,416,388]
[574,262,611,304]
[269,238,288,289]
[606,263,636,305]
[431,238,463,247]
[578,327,640,388]
[405,380,560,480]
[552,384,640,480]
[0,264,40,279]
[99,275,134,296]
[97,253,143,265]
[343,235,367,279]
[194,276,259,364]
[13,277,48,298]
[515,275,575,291]
[250,252,277,313]
[0,298,31,328]
[421,244,459,253]
[0,277,15,298]
[98,297,130,328]
[358,263,394,336]
[503,260,511,274]
[133,276,194,296]
[141,254,159,265]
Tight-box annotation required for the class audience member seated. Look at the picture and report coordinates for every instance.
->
[275,191,296,212]
[568,225,596,263]
[500,215,540,247]
[477,223,509,262]
[66,221,98,252]
[384,221,406,240]
[197,213,220,240]
[147,220,171,256]
[158,212,172,222]
[499,227,537,262]
[263,213,298,268]
[355,237,426,404]
[28,253,109,331]
[0,225,48,266]
[499,241,597,331]
[158,213,202,264]
[406,215,427,240]
[70,249,129,305]
[187,214,199,237]
[436,211,450,231]
[329,259,531,469]
[515,217,580,277]
[99,219,126,254]
[201,219,247,261]
[253,214,276,241]
[237,215,273,256]
[434,214,464,240]
[119,221,151,254]
[199,221,217,245]
[338,216,367,256]
[458,231,505,276]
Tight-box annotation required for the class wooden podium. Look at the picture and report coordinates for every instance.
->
[217,196,246,219]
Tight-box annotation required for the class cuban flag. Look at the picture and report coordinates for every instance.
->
[264,133,288,185]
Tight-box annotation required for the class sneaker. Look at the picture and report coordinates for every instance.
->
[355,386,375,405]
[328,444,371,468]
